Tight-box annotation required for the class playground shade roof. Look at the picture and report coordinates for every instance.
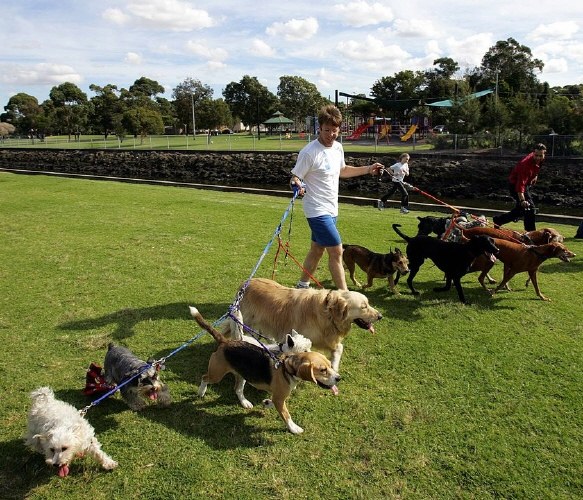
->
[427,89,494,107]
[263,111,293,125]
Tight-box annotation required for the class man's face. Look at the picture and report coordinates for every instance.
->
[318,124,340,147]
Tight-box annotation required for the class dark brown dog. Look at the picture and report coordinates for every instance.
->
[342,243,409,293]
[189,306,341,434]
[524,227,564,245]
[472,239,575,301]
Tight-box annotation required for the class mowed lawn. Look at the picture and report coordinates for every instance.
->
[1,172,582,499]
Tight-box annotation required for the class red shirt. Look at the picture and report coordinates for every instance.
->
[509,153,541,193]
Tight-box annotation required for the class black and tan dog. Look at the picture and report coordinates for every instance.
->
[189,306,340,435]
[393,223,499,303]
[343,243,409,293]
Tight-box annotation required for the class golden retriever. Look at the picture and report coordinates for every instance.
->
[234,278,383,371]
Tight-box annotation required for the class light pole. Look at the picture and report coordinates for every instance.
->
[191,92,196,140]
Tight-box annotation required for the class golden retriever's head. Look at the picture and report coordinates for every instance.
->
[325,290,382,333]
[285,351,340,394]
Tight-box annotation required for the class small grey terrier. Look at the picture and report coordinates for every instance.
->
[103,343,171,411]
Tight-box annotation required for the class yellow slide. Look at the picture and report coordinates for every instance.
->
[400,124,417,141]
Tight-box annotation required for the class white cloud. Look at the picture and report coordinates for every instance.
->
[250,39,276,57]
[266,17,318,41]
[186,41,228,62]
[124,52,143,65]
[0,63,82,86]
[445,33,493,68]
[384,18,441,39]
[105,0,215,32]
[333,1,394,27]
[337,35,410,62]
[542,58,568,74]
[529,21,579,42]
[102,8,130,25]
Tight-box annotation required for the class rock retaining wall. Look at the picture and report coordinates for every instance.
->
[1,149,581,209]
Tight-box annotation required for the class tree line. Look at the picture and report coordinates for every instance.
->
[2,37,582,150]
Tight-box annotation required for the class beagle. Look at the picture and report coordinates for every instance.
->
[189,306,340,434]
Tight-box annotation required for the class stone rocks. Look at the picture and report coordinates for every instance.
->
[1,149,581,209]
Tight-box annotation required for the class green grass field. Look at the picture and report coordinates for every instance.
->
[1,132,433,154]
[1,172,582,499]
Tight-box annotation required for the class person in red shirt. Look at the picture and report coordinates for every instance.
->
[493,143,546,231]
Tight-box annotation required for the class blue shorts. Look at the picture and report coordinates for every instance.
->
[307,215,341,247]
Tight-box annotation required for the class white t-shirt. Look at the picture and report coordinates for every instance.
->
[388,161,409,182]
[291,139,345,218]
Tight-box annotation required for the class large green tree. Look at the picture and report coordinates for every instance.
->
[223,75,278,133]
[277,75,326,130]
[2,93,43,135]
[89,84,124,139]
[172,78,213,137]
[49,82,89,140]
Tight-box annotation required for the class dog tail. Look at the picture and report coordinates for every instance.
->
[189,306,225,344]
[392,223,410,242]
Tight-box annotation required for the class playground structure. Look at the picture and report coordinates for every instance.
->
[345,116,427,142]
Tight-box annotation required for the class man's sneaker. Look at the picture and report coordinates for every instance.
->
[296,282,310,289]
[377,200,384,211]
[400,207,410,214]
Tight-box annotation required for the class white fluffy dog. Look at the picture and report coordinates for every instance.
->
[24,387,118,477]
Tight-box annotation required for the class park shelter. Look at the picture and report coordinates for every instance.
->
[263,111,294,135]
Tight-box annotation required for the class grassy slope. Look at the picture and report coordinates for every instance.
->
[1,172,582,499]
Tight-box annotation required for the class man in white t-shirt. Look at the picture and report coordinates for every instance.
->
[290,105,383,290]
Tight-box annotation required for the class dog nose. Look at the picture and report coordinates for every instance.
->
[377,313,383,320]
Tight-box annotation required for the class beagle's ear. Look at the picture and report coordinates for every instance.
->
[296,362,317,384]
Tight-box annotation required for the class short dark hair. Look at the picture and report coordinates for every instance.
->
[534,143,547,151]
[318,105,342,128]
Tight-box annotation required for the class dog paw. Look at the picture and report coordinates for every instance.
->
[287,422,304,434]
[239,399,254,409]
[262,399,274,409]
[103,459,118,470]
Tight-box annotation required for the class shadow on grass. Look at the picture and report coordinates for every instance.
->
[58,301,231,341]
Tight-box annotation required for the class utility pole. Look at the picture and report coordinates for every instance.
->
[191,92,196,140]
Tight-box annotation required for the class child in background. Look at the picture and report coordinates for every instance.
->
[377,153,410,214]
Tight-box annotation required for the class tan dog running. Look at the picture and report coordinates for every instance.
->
[235,278,383,371]
[190,306,340,435]
[342,243,409,293]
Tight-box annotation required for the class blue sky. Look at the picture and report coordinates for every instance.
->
[1,0,582,109]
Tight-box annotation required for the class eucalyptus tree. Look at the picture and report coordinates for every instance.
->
[223,75,278,133]
[277,75,327,130]
[49,82,89,140]
[2,93,43,135]
[172,77,213,136]
[89,84,124,139]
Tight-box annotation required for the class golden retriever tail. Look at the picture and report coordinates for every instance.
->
[189,306,225,344]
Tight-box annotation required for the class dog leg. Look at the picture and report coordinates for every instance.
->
[529,271,549,301]
[452,278,467,304]
[406,266,421,296]
[87,437,118,470]
[198,376,209,397]
[387,274,399,294]
[234,375,253,409]
[347,263,362,288]
[329,343,344,372]
[272,395,303,434]
[433,276,452,292]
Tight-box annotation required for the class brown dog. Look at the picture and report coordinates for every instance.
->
[472,239,575,301]
[462,226,529,244]
[342,244,409,292]
[235,278,382,371]
[524,227,564,245]
[190,306,340,434]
